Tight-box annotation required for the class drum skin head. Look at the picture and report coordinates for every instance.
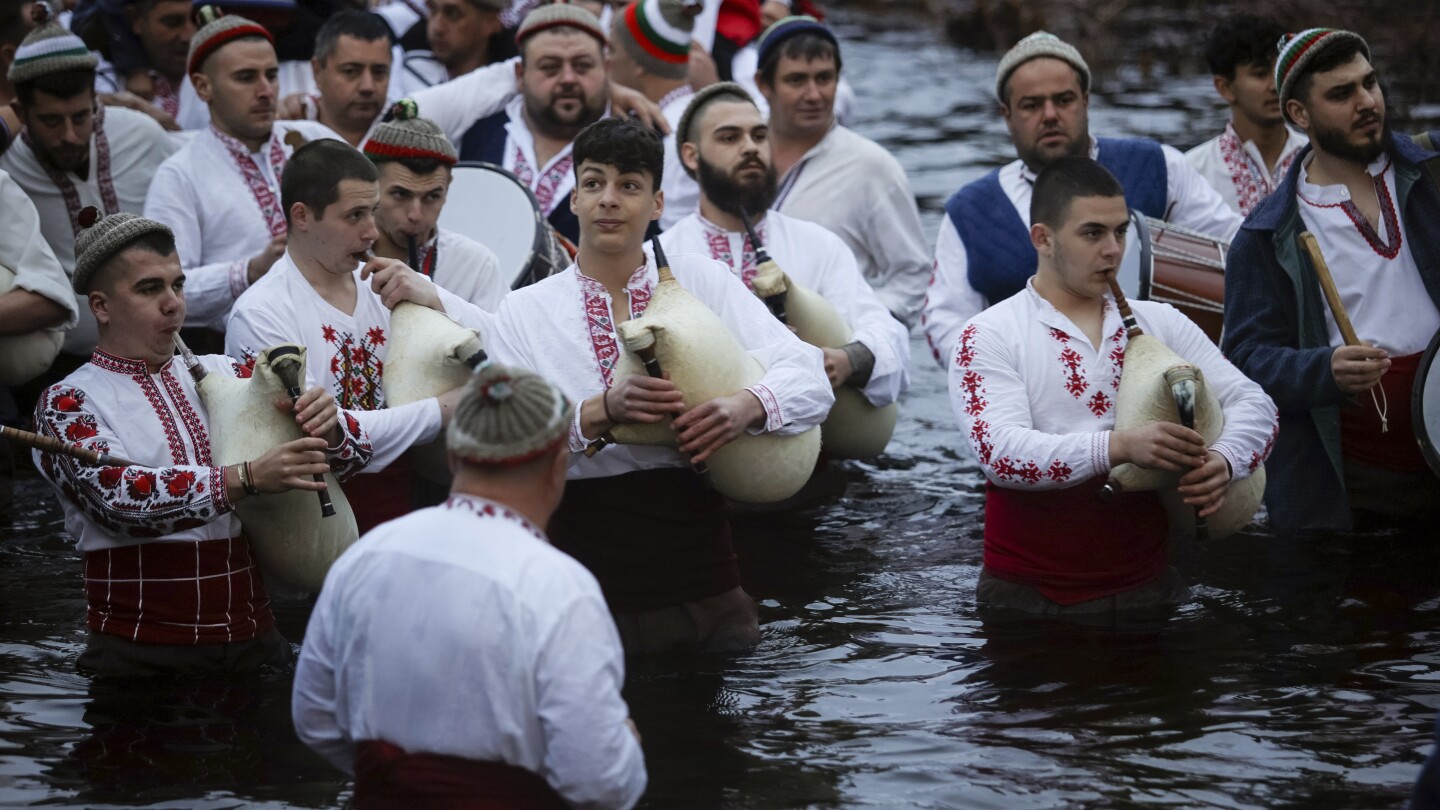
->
[439,162,548,287]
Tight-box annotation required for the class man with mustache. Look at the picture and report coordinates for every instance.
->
[1222,28,1440,534]
[453,4,612,244]
[660,83,908,410]
[1186,14,1308,216]
[921,32,1241,369]
[389,0,508,96]
[144,6,341,333]
[295,11,394,149]
[0,4,184,360]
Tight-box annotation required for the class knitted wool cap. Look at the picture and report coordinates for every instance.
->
[447,364,574,467]
[72,210,175,294]
[364,99,458,165]
[515,3,607,49]
[755,15,836,72]
[612,0,701,80]
[994,31,1091,102]
[676,80,754,146]
[187,6,274,77]
[1275,28,1370,120]
[8,3,98,85]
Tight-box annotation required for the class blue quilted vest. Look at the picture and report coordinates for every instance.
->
[458,111,582,244]
[945,137,1168,307]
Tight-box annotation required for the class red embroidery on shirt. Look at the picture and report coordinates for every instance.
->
[1046,459,1073,481]
[212,125,289,238]
[955,324,978,368]
[969,419,994,465]
[1218,122,1298,215]
[23,105,120,238]
[151,73,180,118]
[702,218,764,286]
[322,325,385,410]
[511,145,573,217]
[1298,160,1403,260]
[162,366,213,466]
[958,369,988,416]
[1250,421,1278,473]
[579,268,653,388]
[1087,390,1112,417]
[443,495,547,541]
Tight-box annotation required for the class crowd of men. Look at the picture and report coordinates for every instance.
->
[0,0,1438,805]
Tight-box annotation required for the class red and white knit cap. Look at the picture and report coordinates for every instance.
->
[187,5,274,76]
[363,99,458,166]
[447,364,573,468]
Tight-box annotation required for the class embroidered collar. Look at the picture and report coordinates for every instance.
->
[1297,154,1391,204]
[151,73,181,118]
[1218,122,1300,215]
[443,494,547,541]
[90,348,174,377]
[1297,156,1402,259]
[1022,277,1121,346]
[699,212,767,286]
[576,262,653,387]
[504,95,604,216]
[23,104,119,238]
[210,123,289,238]
[657,84,694,113]
[415,231,440,278]
[775,121,839,208]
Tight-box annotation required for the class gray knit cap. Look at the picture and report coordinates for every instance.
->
[611,0,701,80]
[676,81,754,147]
[364,99,458,165]
[516,3,607,49]
[447,364,573,467]
[8,3,99,85]
[72,211,175,294]
[995,31,1091,102]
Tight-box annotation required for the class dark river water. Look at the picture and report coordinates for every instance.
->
[4,9,1439,809]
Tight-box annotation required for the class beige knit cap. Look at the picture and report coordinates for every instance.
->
[447,364,574,467]
[8,3,99,85]
[994,31,1091,101]
[72,210,175,294]
[516,3,607,49]
[364,99,458,165]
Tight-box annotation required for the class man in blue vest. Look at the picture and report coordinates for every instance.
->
[921,31,1241,368]
[455,4,611,244]
[1221,28,1440,534]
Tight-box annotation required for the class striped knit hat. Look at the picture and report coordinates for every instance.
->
[187,6,274,77]
[7,3,98,85]
[72,209,175,294]
[364,100,458,166]
[447,364,573,467]
[515,4,607,49]
[1275,28,1370,121]
[756,15,836,72]
[995,31,1090,101]
[612,0,701,80]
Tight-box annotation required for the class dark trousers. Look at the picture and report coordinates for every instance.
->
[77,628,291,679]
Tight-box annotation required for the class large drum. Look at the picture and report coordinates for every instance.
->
[1415,329,1440,478]
[438,162,570,290]
[1119,212,1229,343]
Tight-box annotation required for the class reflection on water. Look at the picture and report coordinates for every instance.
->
[2,10,1437,809]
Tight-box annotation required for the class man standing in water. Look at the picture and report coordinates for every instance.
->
[922,31,1240,368]
[1186,14,1308,216]
[952,158,1275,617]
[33,211,371,677]
[1222,29,1440,534]
[293,364,646,809]
[490,116,831,653]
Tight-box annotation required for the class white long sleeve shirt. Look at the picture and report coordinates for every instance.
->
[661,210,909,408]
[657,85,699,232]
[224,252,496,471]
[950,279,1277,490]
[489,249,833,481]
[773,124,930,328]
[144,120,341,326]
[419,228,508,313]
[0,106,179,353]
[0,169,77,329]
[292,495,646,809]
[409,58,518,144]
[1185,123,1307,217]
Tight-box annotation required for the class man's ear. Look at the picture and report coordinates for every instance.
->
[192,71,212,103]
[289,201,310,231]
[651,188,664,223]
[569,185,578,214]
[680,141,699,174]
[89,289,110,325]
[1213,75,1237,106]
[1030,222,1053,255]
[1286,99,1309,131]
[513,58,524,91]
[310,56,323,83]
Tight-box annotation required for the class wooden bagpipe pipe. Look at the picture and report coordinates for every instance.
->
[584,237,821,503]
[739,212,899,460]
[1101,278,1266,539]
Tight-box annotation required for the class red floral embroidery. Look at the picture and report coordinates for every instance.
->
[163,469,197,497]
[65,415,98,442]
[1250,422,1278,473]
[955,324,978,368]
[703,218,763,286]
[99,466,125,489]
[1046,460,1073,481]
[54,389,85,412]
[969,419,994,464]
[231,362,253,379]
[322,323,385,410]
[1087,390,1112,417]
[211,124,289,238]
[958,369,987,416]
[1218,122,1298,215]
[126,471,157,500]
[367,327,387,345]
[511,145,573,217]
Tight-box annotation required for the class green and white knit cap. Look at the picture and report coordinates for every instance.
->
[1274,28,1370,121]
[447,364,574,467]
[613,0,701,80]
[72,210,175,294]
[8,3,98,85]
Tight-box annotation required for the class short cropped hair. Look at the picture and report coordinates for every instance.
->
[757,32,841,86]
[314,10,393,66]
[1204,14,1286,80]
[1290,38,1368,109]
[92,231,178,292]
[572,116,663,191]
[375,155,452,177]
[281,139,379,224]
[1031,156,1126,228]
[15,68,94,106]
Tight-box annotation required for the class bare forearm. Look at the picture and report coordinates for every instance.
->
[0,289,70,335]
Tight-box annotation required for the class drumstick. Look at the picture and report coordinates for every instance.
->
[1,424,137,467]
[1297,231,1361,347]
[739,210,788,323]
[266,346,337,518]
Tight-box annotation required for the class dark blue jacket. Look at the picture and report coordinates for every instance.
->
[945,137,1168,307]
[458,111,582,244]
[1220,131,1440,534]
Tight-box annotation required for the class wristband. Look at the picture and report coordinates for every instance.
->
[601,389,618,423]
[241,460,259,496]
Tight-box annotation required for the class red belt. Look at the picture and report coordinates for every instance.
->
[345,455,415,535]
[983,478,1169,605]
[1340,351,1428,474]
[83,535,273,644]
[353,740,568,810]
